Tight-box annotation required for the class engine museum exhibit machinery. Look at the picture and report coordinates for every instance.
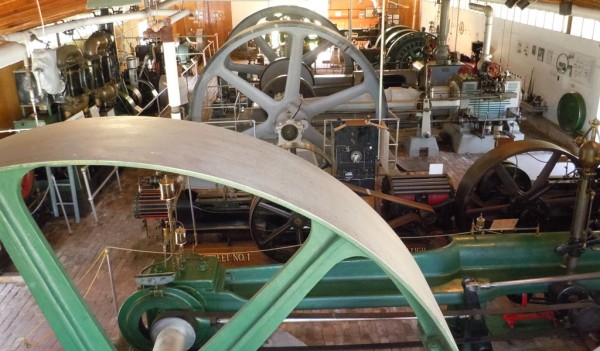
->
[188,3,524,159]
[398,1,523,156]
[9,27,125,232]
[161,4,523,259]
[2,5,600,351]
[3,118,600,351]
[13,29,121,125]
[7,8,186,240]
[436,3,523,155]
[9,3,188,123]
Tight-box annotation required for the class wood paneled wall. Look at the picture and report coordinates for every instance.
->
[0,62,23,140]
[328,0,421,31]
[171,1,233,47]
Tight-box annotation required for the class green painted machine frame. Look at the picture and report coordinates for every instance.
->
[0,117,455,350]
[117,231,600,349]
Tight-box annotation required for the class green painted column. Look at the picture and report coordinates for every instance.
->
[0,168,113,350]
[202,222,364,350]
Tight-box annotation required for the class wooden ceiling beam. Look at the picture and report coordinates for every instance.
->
[0,0,599,38]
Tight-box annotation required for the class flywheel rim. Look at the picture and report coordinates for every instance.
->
[454,139,580,231]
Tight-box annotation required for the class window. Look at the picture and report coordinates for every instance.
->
[543,11,554,30]
[553,13,564,32]
[444,0,597,40]
[500,5,508,20]
[535,10,546,28]
[594,20,600,41]
[571,16,583,36]
[520,9,529,25]
[513,7,521,23]
[581,18,595,39]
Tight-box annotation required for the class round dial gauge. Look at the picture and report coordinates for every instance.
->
[350,150,362,163]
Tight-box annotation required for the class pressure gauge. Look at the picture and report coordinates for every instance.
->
[350,150,362,163]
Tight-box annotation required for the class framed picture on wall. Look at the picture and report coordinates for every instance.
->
[366,7,374,18]
[359,10,366,19]
[546,50,554,65]
[537,47,545,62]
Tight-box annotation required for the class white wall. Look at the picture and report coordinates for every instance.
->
[422,0,600,128]
[231,1,329,30]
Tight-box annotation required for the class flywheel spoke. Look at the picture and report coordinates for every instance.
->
[492,162,523,196]
[525,151,562,199]
[219,69,277,115]
[283,32,306,102]
[257,201,292,218]
[254,36,278,62]
[259,221,293,247]
[302,125,325,148]
[302,40,334,66]
[201,224,365,351]
[302,83,370,120]
[296,227,305,244]
[225,60,266,76]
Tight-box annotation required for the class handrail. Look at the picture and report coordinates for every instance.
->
[80,165,122,223]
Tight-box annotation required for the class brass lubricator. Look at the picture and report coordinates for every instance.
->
[557,119,600,273]
[471,213,486,235]
[158,174,186,270]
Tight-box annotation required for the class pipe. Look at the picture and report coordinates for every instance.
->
[164,41,182,120]
[469,3,494,66]
[149,10,191,32]
[0,42,27,69]
[170,10,190,23]
[479,271,600,289]
[84,31,111,59]
[436,0,451,64]
[156,0,182,9]
[1,9,183,43]
[23,44,40,126]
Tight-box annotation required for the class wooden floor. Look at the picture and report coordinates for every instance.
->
[0,128,597,351]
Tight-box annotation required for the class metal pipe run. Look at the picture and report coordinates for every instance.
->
[436,0,451,64]
[469,3,494,65]
[1,9,185,43]
[0,42,26,69]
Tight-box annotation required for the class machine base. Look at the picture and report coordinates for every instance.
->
[443,123,525,154]
[408,136,440,157]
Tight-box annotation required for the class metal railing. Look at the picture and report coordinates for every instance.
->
[81,166,122,223]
